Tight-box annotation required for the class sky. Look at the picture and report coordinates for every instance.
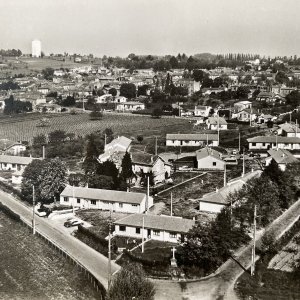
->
[1,0,300,58]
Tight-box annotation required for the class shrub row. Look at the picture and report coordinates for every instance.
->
[122,249,170,268]
[0,202,21,222]
[77,225,108,247]
[0,181,22,199]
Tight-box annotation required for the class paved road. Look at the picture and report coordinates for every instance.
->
[0,190,120,290]
[153,197,300,300]
[2,188,300,300]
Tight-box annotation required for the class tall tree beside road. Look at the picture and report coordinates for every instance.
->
[262,159,294,209]
[39,158,68,203]
[108,263,155,300]
[120,83,136,99]
[21,159,48,203]
[178,208,249,274]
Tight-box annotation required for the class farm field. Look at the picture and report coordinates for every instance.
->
[0,112,191,143]
[0,211,102,300]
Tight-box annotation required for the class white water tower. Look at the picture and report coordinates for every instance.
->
[32,40,42,57]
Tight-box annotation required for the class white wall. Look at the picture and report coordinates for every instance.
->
[166,139,218,147]
[249,142,300,150]
[199,201,224,213]
[0,162,25,171]
[197,156,225,170]
[114,224,182,243]
[60,195,153,213]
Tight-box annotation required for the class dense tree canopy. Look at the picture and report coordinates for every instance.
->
[120,83,136,99]
[108,263,155,300]
[21,158,67,204]
[4,96,32,114]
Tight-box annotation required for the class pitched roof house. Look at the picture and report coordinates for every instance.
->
[60,186,153,213]
[265,149,298,171]
[113,214,195,243]
[198,170,262,213]
[196,147,225,170]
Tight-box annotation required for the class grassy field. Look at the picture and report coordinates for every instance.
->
[0,112,192,143]
[0,57,97,77]
[0,211,102,300]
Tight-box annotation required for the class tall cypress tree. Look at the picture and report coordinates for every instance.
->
[121,152,133,181]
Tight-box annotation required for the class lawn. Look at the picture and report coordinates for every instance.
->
[0,211,102,300]
[0,112,191,144]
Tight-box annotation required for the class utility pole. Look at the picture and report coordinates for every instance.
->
[224,163,227,187]
[251,205,257,276]
[108,210,112,291]
[42,145,45,160]
[242,149,245,177]
[104,133,107,149]
[32,185,36,235]
[155,136,158,156]
[142,215,145,253]
[276,133,278,150]
[238,132,241,153]
[296,119,298,137]
[72,185,75,214]
[217,112,220,146]
[146,176,149,213]
[170,192,173,216]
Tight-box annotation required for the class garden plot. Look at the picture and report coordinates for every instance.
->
[156,172,225,218]
[268,232,300,272]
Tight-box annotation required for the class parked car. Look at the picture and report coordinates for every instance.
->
[178,166,193,171]
[35,209,47,217]
[64,218,83,228]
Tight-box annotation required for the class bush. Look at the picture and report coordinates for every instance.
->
[0,202,21,222]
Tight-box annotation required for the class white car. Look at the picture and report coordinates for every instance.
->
[64,218,83,228]
[34,209,47,217]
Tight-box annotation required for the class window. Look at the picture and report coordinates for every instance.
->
[136,228,141,234]
[77,198,80,204]
[91,200,96,205]
[119,203,123,208]
[212,162,216,166]
[119,225,126,232]
[169,232,177,238]
[153,230,160,236]
[131,204,138,207]
[12,164,16,168]
[262,143,265,146]
[63,197,68,202]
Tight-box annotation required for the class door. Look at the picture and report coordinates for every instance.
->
[147,229,151,239]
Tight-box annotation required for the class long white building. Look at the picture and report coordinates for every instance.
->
[60,186,153,213]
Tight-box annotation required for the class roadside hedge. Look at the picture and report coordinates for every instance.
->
[0,202,21,222]
[77,225,108,247]
[0,181,22,199]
